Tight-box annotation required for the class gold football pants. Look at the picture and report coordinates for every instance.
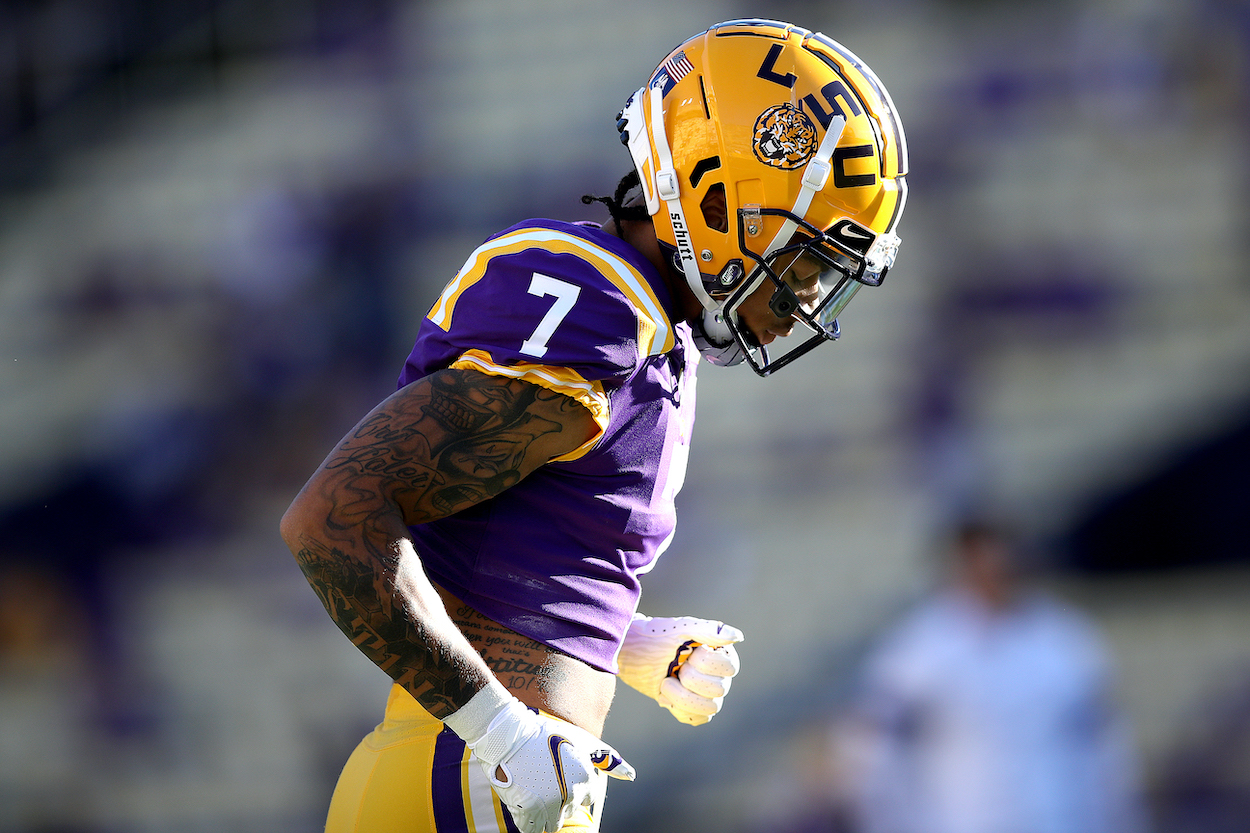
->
[325,685,606,832]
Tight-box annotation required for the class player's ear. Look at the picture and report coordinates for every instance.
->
[699,184,728,233]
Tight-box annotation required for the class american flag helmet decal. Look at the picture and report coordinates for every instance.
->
[650,51,694,96]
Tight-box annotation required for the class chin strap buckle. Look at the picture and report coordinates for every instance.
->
[655,170,680,201]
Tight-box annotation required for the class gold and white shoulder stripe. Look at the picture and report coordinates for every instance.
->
[427,227,675,357]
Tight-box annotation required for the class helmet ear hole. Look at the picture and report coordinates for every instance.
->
[699,183,728,233]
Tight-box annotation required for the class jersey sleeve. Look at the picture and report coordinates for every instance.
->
[401,223,676,459]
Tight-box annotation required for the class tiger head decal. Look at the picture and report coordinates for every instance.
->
[752,103,818,170]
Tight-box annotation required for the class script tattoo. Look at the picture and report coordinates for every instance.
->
[291,367,591,716]
[450,604,572,698]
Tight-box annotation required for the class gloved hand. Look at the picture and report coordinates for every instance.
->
[443,681,635,832]
[617,614,744,726]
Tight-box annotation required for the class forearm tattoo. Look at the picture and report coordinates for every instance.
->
[293,536,479,717]
[290,368,590,716]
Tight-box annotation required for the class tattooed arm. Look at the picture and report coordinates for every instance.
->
[279,366,597,718]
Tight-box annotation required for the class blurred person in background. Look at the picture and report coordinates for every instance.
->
[841,518,1149,833]
[280,18,908,833]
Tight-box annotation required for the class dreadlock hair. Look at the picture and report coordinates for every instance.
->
[581,170,651,236]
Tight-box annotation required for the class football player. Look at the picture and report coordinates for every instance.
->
[280,18,907,833]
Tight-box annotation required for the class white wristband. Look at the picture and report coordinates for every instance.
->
[441,678,515,747]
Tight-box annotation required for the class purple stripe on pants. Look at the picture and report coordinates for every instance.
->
[432,725,471,833]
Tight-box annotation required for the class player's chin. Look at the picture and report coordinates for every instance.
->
[759,325,796,344]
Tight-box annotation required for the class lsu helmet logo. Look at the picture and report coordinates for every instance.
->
[752,103,817,170]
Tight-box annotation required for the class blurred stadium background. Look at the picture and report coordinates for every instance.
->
[1,0,1248,830]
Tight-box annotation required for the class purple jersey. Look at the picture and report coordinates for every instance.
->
[398,219,698,673]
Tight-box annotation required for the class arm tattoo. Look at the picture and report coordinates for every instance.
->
[289,367,592,716]
[324,367,584,523]
[293,536,479,717]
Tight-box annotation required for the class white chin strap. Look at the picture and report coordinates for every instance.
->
[758,112,847,266]
[623,85,716,311]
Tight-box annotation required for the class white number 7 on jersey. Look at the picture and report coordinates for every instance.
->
[519,272,580,358]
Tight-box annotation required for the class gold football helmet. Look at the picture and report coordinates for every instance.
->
[617,19,909,375]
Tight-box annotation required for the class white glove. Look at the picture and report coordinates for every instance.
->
[618,614,744,726]
[443,681,635,832]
